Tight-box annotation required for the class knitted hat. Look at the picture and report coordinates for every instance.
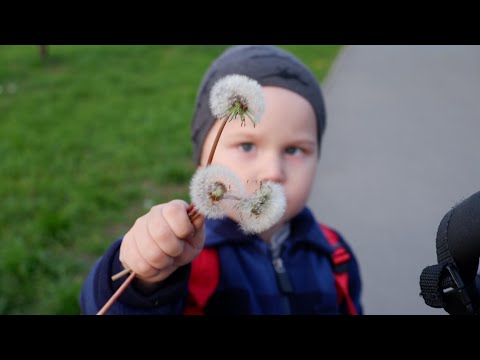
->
[191,45,327,164]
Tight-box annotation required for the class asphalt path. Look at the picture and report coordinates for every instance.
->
[308,45,480,314]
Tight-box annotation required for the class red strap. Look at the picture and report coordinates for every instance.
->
[184,248,220,315]
[320,224,358,315]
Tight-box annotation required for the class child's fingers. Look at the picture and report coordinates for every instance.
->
[162,200,195,240]
[161,200,205,258]
[174,243,201,266]
[174,216,205,266]
[190,212,206,234]
[188,213,205,249]
[120,229,159,279]
[144,205,186,258]
[136,215,175,269]
[119,229,135,268]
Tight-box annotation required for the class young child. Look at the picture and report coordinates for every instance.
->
[80,45,363,315]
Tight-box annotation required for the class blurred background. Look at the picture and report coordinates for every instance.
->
[309,45,480,314]
[0,45,340,314]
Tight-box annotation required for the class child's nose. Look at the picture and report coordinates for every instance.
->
[257,154,286,184]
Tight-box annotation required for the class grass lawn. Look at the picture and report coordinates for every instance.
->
[0,45,342,314]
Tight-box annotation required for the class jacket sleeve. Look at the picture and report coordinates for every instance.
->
[80,238,190,315]
[338,234,363,315]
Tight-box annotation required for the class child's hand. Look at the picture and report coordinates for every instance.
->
[119,200,205,286]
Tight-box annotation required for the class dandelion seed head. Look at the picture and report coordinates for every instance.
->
[209,181,227,202]
[235,181,286,234]
[209,74,265,126]
[190,164,246,219]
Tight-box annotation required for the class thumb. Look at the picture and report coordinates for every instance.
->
[191,212,205,234]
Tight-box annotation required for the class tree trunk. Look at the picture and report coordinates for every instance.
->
[39,45,48,61]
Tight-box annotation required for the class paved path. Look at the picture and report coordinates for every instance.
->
[308,45,480,314]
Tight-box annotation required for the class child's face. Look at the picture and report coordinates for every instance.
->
[200,86,319,229]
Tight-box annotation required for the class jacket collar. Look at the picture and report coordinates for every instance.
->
[205,207,335,255]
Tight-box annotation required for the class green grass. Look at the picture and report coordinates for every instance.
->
[0,45,342,314]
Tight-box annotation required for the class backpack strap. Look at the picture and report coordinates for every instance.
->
[319,224,358,315]
[184,248,220,315]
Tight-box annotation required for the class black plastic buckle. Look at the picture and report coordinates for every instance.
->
[443,264,475,315]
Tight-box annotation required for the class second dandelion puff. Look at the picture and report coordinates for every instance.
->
[235,181,286,234]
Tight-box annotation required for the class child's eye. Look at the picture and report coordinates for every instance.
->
[239,143,255,152]
[285,146,302,155]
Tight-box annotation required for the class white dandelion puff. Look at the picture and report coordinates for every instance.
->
[235,181,287,234]
[209,74,265,127]
[190,164,246,219]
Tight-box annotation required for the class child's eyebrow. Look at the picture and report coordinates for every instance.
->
[291,139,317,147]
[225,132,258,141]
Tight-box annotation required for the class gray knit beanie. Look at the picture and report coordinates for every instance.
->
[191,45,326,164]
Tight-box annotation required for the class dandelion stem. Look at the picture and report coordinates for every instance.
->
[111,268,131,281]
[206,117,228,166]
[97,271,136,315]
[190,211,202,222]
[223,194,243,201]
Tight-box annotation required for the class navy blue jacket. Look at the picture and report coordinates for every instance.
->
[81,207,362,315]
